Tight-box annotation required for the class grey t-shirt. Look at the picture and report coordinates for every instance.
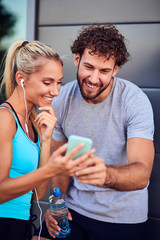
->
[52,77,154,223]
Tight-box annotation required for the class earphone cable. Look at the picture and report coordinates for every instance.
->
[22,84,29,135]
[34,188,42,240]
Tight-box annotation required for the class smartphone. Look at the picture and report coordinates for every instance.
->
[65,135,93,159]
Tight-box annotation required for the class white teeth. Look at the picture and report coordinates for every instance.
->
[86,83,97,88]
[43,97,53,101]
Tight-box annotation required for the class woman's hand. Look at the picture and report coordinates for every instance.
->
[45,143,95,177]
[35,106,57,142]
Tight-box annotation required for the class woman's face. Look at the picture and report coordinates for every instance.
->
[24,59,63,107]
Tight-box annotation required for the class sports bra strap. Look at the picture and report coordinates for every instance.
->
[4,102,38,143]
[5,101,23,129]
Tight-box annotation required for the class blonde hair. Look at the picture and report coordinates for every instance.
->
[1,40,63,136]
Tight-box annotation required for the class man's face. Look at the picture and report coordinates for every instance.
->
[74,49,119,104]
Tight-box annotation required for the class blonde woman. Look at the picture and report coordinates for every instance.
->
[0,40,94,240]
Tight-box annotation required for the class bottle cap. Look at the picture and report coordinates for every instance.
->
[53,187,61,197]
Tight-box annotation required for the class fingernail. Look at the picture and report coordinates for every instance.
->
[63,143,68,148]
[79,143,85,147]
[91,148,96,153]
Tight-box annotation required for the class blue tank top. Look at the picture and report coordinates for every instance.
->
[0,106,40,220]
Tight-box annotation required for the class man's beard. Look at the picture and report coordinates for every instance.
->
[77,71,112,101]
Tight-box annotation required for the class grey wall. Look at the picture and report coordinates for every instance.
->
[29,0,160,238]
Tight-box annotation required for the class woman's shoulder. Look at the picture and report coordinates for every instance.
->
[0,105,16,121]
[0,106,17,137]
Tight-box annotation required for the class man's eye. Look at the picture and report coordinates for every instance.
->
[101,70,110,73]
[85,65,92,69]
[57,81,62,85]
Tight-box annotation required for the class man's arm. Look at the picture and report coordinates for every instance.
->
[76,138,154,191]
[105,138,154,190]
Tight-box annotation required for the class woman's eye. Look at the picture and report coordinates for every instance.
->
[44,82,50,85]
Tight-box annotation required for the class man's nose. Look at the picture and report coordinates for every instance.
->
[88,71,99,84]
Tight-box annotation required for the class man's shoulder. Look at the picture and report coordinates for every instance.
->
[61,80,77,91]
[115,77,152,111]
[115,77,146,98]
[52,80,78,108]
[116,77,141,92]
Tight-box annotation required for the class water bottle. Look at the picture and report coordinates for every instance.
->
[49,187,71,238]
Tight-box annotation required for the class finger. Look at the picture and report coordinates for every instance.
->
[39,106,55,114]
[45,215,60,237]
[77,171,105,179]
[48,225,60,238]
[65,143,85,161]
[35,112,56,124]
[45,209,58,226]
[77,171,106,186]
[68,211,72,221]
[75,163,106,177]
[72,149,95,166]
[35,117,56,128]
[52,143,68,158]
[78,178,104,186]
[69,155,95,172]
[68,150,96,175]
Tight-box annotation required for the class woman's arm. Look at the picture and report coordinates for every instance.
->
[0,109,95,203]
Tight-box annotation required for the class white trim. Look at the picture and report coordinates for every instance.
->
[26,0,36,41]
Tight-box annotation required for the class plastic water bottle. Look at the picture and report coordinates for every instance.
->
[49,187,71,238]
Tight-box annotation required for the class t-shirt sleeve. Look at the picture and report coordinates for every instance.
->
[51,98,68,142]
[126,92,154,140]
[52,120,67,141]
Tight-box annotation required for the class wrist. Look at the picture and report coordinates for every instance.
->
[40,138,51,147]
[104,165,113,187]
[41,162,56,179]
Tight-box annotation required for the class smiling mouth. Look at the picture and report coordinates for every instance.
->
[43,96,54,101]
[86,82,97,89]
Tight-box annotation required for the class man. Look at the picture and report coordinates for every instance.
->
[33,24,154,240]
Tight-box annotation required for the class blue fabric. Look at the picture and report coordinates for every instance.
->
[0,107,40,220]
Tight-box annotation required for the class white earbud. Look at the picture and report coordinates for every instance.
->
[21,79,24,87]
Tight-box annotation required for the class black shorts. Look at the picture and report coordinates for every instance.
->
[0,217,30,240]
[34,208,149,240]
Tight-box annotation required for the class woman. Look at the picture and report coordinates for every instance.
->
[0,40,94,240]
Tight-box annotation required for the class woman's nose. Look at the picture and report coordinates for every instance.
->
[50,86,59,97]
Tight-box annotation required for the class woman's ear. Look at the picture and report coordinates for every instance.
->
[74,54,81,67]
[15,71,24,86]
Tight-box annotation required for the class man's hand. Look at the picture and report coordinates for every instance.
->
[75,155,106,187]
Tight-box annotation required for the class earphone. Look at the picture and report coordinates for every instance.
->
[34,188,42,240]
[21,79,24,87]
[20,79,29,135]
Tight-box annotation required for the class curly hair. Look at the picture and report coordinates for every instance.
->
[71,24,130,67]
